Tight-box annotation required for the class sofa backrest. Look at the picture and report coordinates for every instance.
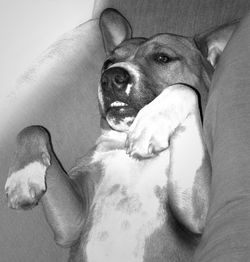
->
[93,0,250,37]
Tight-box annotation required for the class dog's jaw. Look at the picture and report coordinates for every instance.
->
[106,114,136,132]
[98,84,137,132]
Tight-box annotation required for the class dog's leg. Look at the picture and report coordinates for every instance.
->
[126,84,201,158]
[167,97,211,234]
[5,126,85,247]
[126,84,210,233]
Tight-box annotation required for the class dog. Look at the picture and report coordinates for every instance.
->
[5,8,238,262]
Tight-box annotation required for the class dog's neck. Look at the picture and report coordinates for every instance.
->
[95,119,128,153]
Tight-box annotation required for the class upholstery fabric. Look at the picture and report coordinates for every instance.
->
[0,20,104,262]
[1,0,250,261]
[93,0,250,37]
[194,11,250,261]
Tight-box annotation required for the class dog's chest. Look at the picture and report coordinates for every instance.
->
[84,149,170,262]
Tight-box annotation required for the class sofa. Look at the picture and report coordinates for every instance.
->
[1,0,250,261]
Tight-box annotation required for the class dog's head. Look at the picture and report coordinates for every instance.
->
[98,9,237,132]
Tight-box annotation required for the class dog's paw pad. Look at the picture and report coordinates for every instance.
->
[5,162,47,210]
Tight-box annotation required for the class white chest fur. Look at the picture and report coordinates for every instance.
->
[85,148,170,262]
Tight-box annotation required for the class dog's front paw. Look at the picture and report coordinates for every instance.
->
[126,105,173,159]
[5,126,51,210]
[5,162,47,209]
[126,85,198,159]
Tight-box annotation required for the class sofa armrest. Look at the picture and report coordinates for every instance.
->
[0,19,105,170]
[0,19,105,262]
[194,11,250,262]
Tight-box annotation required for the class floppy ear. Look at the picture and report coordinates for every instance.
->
[194,20,239,67]
[99,8,132,55]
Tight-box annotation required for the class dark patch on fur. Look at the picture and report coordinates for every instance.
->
[98,231,109,241]
[108,184,120,195]
[143,206,200,262]
[167,204,201,247]
[154,185,167,202]
[116,194,142,213]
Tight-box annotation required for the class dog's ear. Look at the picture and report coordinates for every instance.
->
[99,8,132,55]
[194,20,239,67]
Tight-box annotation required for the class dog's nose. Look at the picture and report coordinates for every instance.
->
[101,67,131,93]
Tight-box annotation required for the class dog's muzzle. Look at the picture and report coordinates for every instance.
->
[100,66,138,131]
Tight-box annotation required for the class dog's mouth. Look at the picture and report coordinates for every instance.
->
[108,101,135,116]
[106,100,138,131]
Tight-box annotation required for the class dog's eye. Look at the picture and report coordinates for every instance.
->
[103,59,114,70]
[153,53,170,64]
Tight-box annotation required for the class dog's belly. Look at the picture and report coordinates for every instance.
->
[84,150,170,262]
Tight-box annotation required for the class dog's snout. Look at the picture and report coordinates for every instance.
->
[101,67,131,93]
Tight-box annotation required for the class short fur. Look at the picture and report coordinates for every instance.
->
[5,8,238,262]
